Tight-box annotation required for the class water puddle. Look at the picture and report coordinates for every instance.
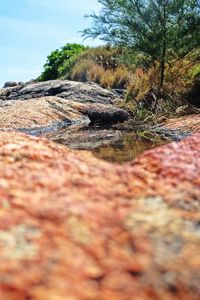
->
[46,127,166,163]
[93,132,165,163]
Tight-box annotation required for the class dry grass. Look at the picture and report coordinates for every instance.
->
[71,48,199,122]
[71,59,131,89]
[126,50,200,102]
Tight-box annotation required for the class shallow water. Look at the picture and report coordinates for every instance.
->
[47,127,166,163]
[92,132,165,163]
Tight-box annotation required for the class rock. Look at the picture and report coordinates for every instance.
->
[0,80,129,129]
[164,114,200,133]
[0,97,88,133]
[0,80,118,104]
[65,100,130,124]
[3,81,18,88]
[0,131,199,299]
[26,79,37,84]
[0,96,129,133]
[112,114,200,142]
[112,88,126,98]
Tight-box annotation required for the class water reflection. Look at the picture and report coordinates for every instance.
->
[47,127,165,163]
[93,132,165,163]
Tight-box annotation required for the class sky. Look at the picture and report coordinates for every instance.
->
[0,0,102,87]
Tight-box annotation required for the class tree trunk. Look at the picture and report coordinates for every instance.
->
[158,0,167,95]
[159,49,165,93]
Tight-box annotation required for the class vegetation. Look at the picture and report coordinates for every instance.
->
[39,43,87,81]
[70,46,131,89]
[38,1,199,121]
[83,0,200,92]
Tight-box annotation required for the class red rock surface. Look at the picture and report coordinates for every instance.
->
[0,97,129,130]
[0,97,86,129]
[0,131,200,300]
[164,114,200,133]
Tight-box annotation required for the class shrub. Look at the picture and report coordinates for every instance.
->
[71,58,131,89]
[70,59,98,82]
[71,45,122,70]
[38,43,88,81]
[125,49,200,102]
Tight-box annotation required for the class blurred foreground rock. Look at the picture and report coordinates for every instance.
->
[0,131,199,300]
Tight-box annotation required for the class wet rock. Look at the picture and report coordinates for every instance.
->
[0,131,199,299]
[0,80,118,104]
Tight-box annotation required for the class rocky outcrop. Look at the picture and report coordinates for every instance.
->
[0,97,129,134]
[3,81,21,88]
[0,80,130,131]
[0,80,117,104]
[0,131,199,300]
[0,97,88,133]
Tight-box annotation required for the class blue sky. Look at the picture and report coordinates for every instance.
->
[0,0,102,87]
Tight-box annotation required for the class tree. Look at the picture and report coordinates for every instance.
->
[39,43,87,81]
[82,0,200,92]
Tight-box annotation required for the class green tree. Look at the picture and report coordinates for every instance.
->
[39,43,87,81]
[83,0,200,92]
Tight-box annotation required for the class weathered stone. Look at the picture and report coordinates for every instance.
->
[0,80,129,130]
[164,114,200,133]
[0,97,129,133]
[3,81,18,88]
[65,100,130,124]
[0,80,118,104]
[0,131,199,300]
[0,97,89,133]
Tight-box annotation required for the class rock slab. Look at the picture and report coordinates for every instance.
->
[0,80,118,104]
[0,80,130,131]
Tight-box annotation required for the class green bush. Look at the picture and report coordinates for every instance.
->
[38,43,88,81]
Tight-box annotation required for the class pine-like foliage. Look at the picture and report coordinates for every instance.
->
[83,0,200,90]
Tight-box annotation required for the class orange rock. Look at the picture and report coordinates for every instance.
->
[0,97,129,132]
[164,114,200,133]
[0,131,200,300]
